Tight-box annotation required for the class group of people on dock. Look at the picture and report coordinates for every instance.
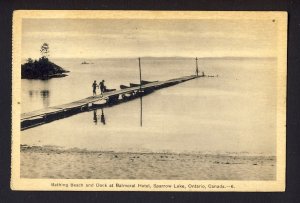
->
[92,80,106,97]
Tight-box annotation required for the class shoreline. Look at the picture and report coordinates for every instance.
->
[20,145,275,157]
[21,145,276,180]
[21,73,69,80]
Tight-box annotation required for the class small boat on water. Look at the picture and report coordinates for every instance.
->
[129,80,157,87]
[130,83,140,87]
[141,80,158,85]
[81,61,93,64]
[120,85,130,89]
[104,88,116,92]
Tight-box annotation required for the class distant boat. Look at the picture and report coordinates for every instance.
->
[81,61,92,64]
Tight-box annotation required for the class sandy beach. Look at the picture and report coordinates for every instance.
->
[20,145,276,180]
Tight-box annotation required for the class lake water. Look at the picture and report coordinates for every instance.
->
[21,57,277,155]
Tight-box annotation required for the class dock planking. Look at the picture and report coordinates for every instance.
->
[21,75,199,129]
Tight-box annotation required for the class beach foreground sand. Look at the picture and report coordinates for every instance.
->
[20,145,276,180]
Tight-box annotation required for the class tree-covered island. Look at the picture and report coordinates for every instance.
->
[21,43,69,79]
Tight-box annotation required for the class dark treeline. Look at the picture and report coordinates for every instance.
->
[21,43,69,79]
[21,57,69,79]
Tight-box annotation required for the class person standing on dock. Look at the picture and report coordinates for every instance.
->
[92,80,98,97]
[99,80,106,96]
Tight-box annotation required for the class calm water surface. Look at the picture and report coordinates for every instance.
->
[21,57,277,155]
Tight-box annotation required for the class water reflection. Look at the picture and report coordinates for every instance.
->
[93,109,98,124]
[100,108,106,125]
[140,96,143,127]
[28,90,39,97]
[93,109,106,125]
[40,90,50,108]
[28,90,50,108]
[91,96,143,126]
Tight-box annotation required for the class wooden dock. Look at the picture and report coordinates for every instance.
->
[21,75,199,130]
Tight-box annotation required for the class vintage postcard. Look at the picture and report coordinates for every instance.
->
[11,11,287,191]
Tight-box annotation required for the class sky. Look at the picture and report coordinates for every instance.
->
[21,18,278,59]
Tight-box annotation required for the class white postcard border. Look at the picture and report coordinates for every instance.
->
[11,10,287,192]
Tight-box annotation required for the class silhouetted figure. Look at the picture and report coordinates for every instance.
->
[99,80,106,96]
[92,80,97,97]
[93,109,97,124]
[100,108,106,125]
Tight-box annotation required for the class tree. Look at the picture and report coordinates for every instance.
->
[26,58,34,63]
[40,43,50,59]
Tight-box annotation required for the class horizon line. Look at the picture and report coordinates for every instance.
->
[21,56,277,60]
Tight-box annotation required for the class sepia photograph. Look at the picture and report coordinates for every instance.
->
[11,11,286,191]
